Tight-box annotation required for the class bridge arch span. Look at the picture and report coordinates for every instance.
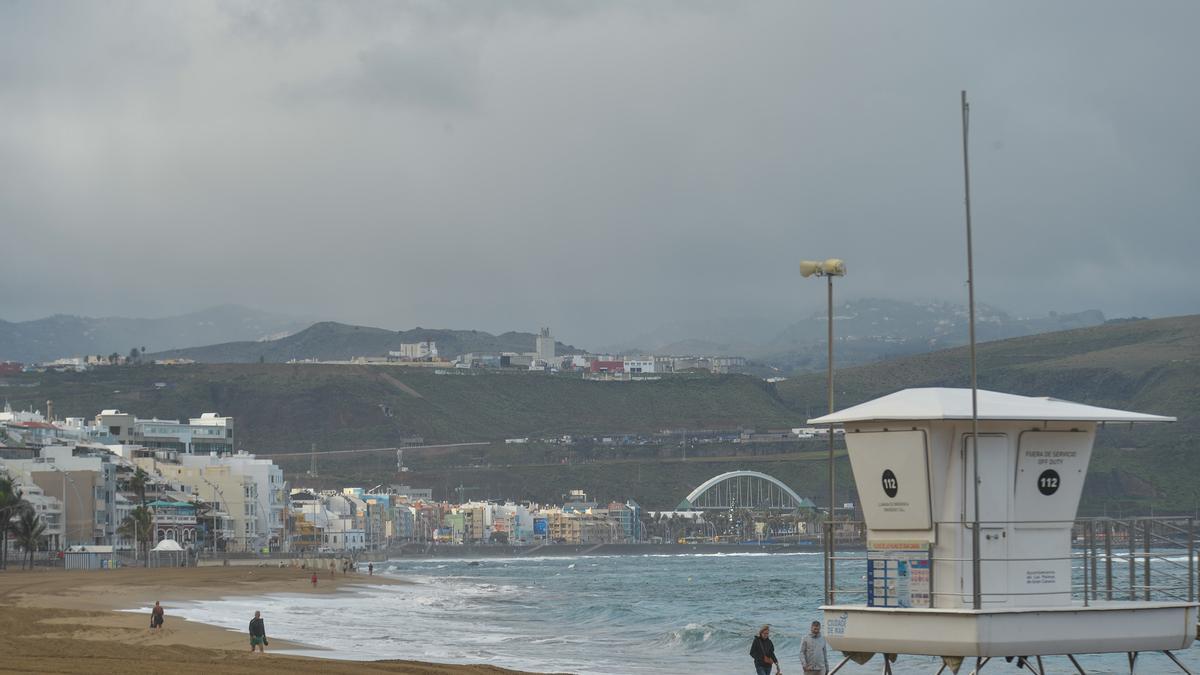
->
[679,470,814,511]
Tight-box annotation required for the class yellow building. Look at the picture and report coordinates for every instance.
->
[545,509,582,544]
[137,458,257,552]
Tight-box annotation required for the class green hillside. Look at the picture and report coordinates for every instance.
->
[4,315,1197,513]
[1,365,799,452]
[302,450,851,512]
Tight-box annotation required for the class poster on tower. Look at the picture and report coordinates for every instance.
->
[866,541,931,608]
[845,429,933,533]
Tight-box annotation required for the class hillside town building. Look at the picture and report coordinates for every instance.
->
[389,341,439,361]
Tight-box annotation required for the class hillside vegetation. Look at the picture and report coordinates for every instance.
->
[1,366,798,452]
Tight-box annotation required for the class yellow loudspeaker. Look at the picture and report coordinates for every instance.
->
[799,260,824,278]
[822,258,846,276]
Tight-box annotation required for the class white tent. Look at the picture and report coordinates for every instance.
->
[152,539,184,552]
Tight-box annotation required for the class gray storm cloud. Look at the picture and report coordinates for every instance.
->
[1,1,1197,346]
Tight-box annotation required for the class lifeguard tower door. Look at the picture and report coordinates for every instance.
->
[964,434,1009,605]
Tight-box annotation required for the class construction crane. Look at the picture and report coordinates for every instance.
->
[307,442,318,478]
[453,483,479,504]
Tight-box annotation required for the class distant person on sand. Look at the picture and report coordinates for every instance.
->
[368,562,373,576]
[800,621,828,675]
[149,601,164,630]
[330,560,336,577]
[750,624,781,675]
[311,572,318,587]
[249,610,268,653]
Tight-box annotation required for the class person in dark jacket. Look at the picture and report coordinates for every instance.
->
[249,610,267,653]
[750,624,782,675]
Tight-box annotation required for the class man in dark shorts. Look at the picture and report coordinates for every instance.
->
[249,610,267,653]
[150,601,164,630]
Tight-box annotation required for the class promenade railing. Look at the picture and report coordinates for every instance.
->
[823,516,1197,607]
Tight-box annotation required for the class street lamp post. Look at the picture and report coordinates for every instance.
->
[198,477,232,554]
[801,257,846,605]
[47,464,85,549]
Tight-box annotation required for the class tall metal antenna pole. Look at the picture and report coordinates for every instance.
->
[826,273,836,605]
[962,90,983,610]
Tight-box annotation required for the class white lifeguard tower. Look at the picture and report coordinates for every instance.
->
[811,387,1196,674]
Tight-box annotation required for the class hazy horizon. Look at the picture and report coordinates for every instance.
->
[3,2,1197,345]
[0,296,1145,357]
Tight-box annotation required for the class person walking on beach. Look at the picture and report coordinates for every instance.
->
[800,621,828,675]
[149,601,164,630]
[368,562,373,576]
[249,610,268,653]
[750,625,781,675]
[311,571,318,587]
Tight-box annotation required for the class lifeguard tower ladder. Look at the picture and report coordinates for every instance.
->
[812,387,1196,674]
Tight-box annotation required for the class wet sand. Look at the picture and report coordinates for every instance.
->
[0,566,540,674]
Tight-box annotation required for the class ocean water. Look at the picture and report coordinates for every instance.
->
[169,552,1200,674]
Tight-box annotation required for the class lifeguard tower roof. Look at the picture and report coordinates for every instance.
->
[808,387,1175,425]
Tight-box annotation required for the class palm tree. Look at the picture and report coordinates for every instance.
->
[0,473,28,571]
[119,506,153,565]
[13,508,46,570]
[128,467,150,508]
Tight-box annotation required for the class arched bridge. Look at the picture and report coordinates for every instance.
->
[677,470,815,511]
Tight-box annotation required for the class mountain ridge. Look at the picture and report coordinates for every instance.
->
[0,305,311,363]
[147,321,585,363]
[598,299,1109,370]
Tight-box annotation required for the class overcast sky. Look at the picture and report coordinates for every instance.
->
[2,1,1197,345]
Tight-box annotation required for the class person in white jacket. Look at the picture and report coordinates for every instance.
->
[799,620,828,675]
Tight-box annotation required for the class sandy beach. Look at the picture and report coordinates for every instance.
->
[0,566,541,674]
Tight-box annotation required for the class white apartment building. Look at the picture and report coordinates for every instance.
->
[93,410,235,455]
[14,481,65,551]
[294,498,366,551]
[3,446,120,547]
[179,452,285,551]
[149,461,259,552]
[623,358,655,374]
[0,403,46,424]
[535,327,556,362]
[389,341,438,361]
[492,503,535,544]
[323,516,366,550]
